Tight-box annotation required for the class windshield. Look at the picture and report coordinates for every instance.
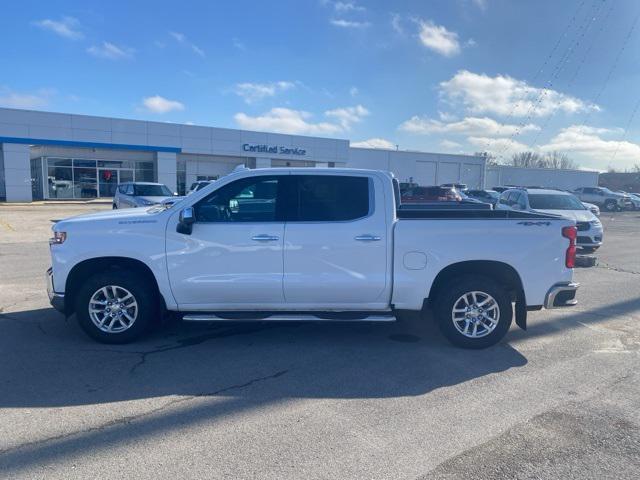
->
[134,184,173,196]
[528,194,585,210]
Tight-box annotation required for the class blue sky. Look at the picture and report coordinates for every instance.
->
[1,0,639,170]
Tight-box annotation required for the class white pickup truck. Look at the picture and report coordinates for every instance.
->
[47,168,579,348]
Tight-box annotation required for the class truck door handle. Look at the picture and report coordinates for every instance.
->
[251,234,279,242]
[355,234,381,242]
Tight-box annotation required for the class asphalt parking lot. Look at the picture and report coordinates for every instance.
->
[1,204,639,479]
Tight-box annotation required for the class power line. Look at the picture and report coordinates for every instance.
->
[566,5,640,155]
[482,0,589,155]
[496,0,607,158]
[527,0,615,151]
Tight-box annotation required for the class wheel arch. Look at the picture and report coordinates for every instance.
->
[65,257,163,315]
[428,260,526,306]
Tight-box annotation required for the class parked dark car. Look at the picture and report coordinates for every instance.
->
[401,185,462,203]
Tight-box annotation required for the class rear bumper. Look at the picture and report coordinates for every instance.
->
[544,282,579,309]
[46,268,66,313]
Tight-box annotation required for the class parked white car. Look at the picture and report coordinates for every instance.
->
[582,202,600,216]
[47,168,579,348]
[113,182,177,209]
[617,191,640,210]
[497,188,603,253]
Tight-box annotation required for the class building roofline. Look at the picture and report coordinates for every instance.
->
[0,136,181,153]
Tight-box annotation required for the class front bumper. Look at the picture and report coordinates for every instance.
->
[576,225,603,248]
[544,282,579,309]
[46,267,66,313]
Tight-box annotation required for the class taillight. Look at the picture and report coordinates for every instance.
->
[562,226,577,268]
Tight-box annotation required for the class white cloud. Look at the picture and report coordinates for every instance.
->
[141,95,185,114]
[440,70,599,117]
[325,104,369,129]
[169,31,205,57]
[234,108,342,135]
[540,125,640,170]
[233,37,246,51]
[399,116,539,137]
[349,86,359,97]
[334,1,365,12]
[0,87,53,108]
[440,140,463,150]
[418,20,461,57]
[233,81,295,104]
[390,13,404,34]
[468,136,529,156]
[234,104,369,135]
[32,16,83,40]
[87,42,134,60]
[351,138,395,149]
[472,0,488,10]
[330,19,371,28]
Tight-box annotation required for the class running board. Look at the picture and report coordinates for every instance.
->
[182,312,397,322]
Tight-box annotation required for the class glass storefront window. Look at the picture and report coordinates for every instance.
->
[47,158,72,167]
[135,168,155,182]
[47,166,73,199]
[73,168,98,198]
[98,160,134,169]
[38,156,158,199]
[73,159,97,168]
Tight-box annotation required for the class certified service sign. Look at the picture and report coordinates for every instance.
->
[242,144,307,156]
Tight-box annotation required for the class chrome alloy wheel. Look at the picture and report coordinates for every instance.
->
[88,285,138,333]
[451,291,500,339]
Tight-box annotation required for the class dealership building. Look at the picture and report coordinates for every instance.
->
[0,107,597,202]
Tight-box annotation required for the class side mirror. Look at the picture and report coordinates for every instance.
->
[177,207,195,235]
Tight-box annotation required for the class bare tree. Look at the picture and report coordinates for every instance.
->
[510,151,545,168]
[545,151,578,169]
[508,151,578,169]
[475,151,500,166]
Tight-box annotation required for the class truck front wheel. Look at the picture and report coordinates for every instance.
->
[75,270,157,344]
[434,275,513,349]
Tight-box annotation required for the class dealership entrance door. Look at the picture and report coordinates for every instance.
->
[98,168,134,197]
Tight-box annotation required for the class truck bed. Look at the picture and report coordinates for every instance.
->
[396,209,562,220]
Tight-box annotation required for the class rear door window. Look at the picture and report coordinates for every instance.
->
[292,175,370,222]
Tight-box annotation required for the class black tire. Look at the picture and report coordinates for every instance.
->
[75,270,157,344]
[604,200,618,212]
[580,246,599,254]
[434,275,513,349]
[112,204,117,209]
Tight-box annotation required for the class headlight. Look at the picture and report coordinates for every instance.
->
[49,231,67,245]
[590,219,601,227]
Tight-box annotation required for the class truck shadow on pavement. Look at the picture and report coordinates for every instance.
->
[4,293,638,473]
[0,308,528,409]
[0,306,530,472]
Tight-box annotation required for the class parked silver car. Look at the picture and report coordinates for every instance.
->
[113,182,176,209]
[573,187,633,212]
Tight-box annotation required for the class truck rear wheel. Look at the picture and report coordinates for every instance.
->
[434,275,512,349]
[75,270,157,344]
